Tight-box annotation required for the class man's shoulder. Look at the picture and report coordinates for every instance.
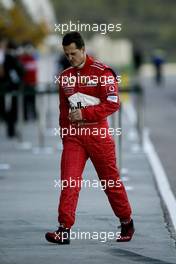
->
[60,66,74,76]
[90,59,108,71]
[90,59,116,77]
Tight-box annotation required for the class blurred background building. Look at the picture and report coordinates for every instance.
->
[1,0,176,72]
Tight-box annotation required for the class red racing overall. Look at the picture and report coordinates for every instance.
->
[58,55,132,228]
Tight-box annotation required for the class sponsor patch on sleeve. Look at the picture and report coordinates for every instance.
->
[107,95,118,103]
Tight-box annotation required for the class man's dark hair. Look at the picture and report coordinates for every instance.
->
[62,32,85,49]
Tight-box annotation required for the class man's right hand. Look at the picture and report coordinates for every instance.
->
[69,109,83,122]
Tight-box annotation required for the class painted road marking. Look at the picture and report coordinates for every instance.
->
[144,130,176,232]
[125,100,176,232]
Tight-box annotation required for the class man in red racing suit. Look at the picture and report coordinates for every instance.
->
[45,32,135,244]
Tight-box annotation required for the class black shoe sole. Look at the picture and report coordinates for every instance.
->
[45,234,70,245]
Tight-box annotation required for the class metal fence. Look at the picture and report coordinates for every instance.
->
[0,83,144,172]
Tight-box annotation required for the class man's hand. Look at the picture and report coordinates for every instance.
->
[69,109,83,122]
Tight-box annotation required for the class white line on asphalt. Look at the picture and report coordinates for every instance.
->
[144,130,176,232]
[0,163,10,170]
[125,186,134,191]
[125,101,176,232]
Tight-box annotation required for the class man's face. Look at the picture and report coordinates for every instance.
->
[63,43,85,67]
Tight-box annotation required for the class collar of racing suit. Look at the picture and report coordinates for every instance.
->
[75,54,94,72]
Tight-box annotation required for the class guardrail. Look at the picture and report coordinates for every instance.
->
[112,84,144,171]
[0,83,144,172]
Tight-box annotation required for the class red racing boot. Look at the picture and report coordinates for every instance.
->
[116,219,135,242]
[45,225,70,244]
